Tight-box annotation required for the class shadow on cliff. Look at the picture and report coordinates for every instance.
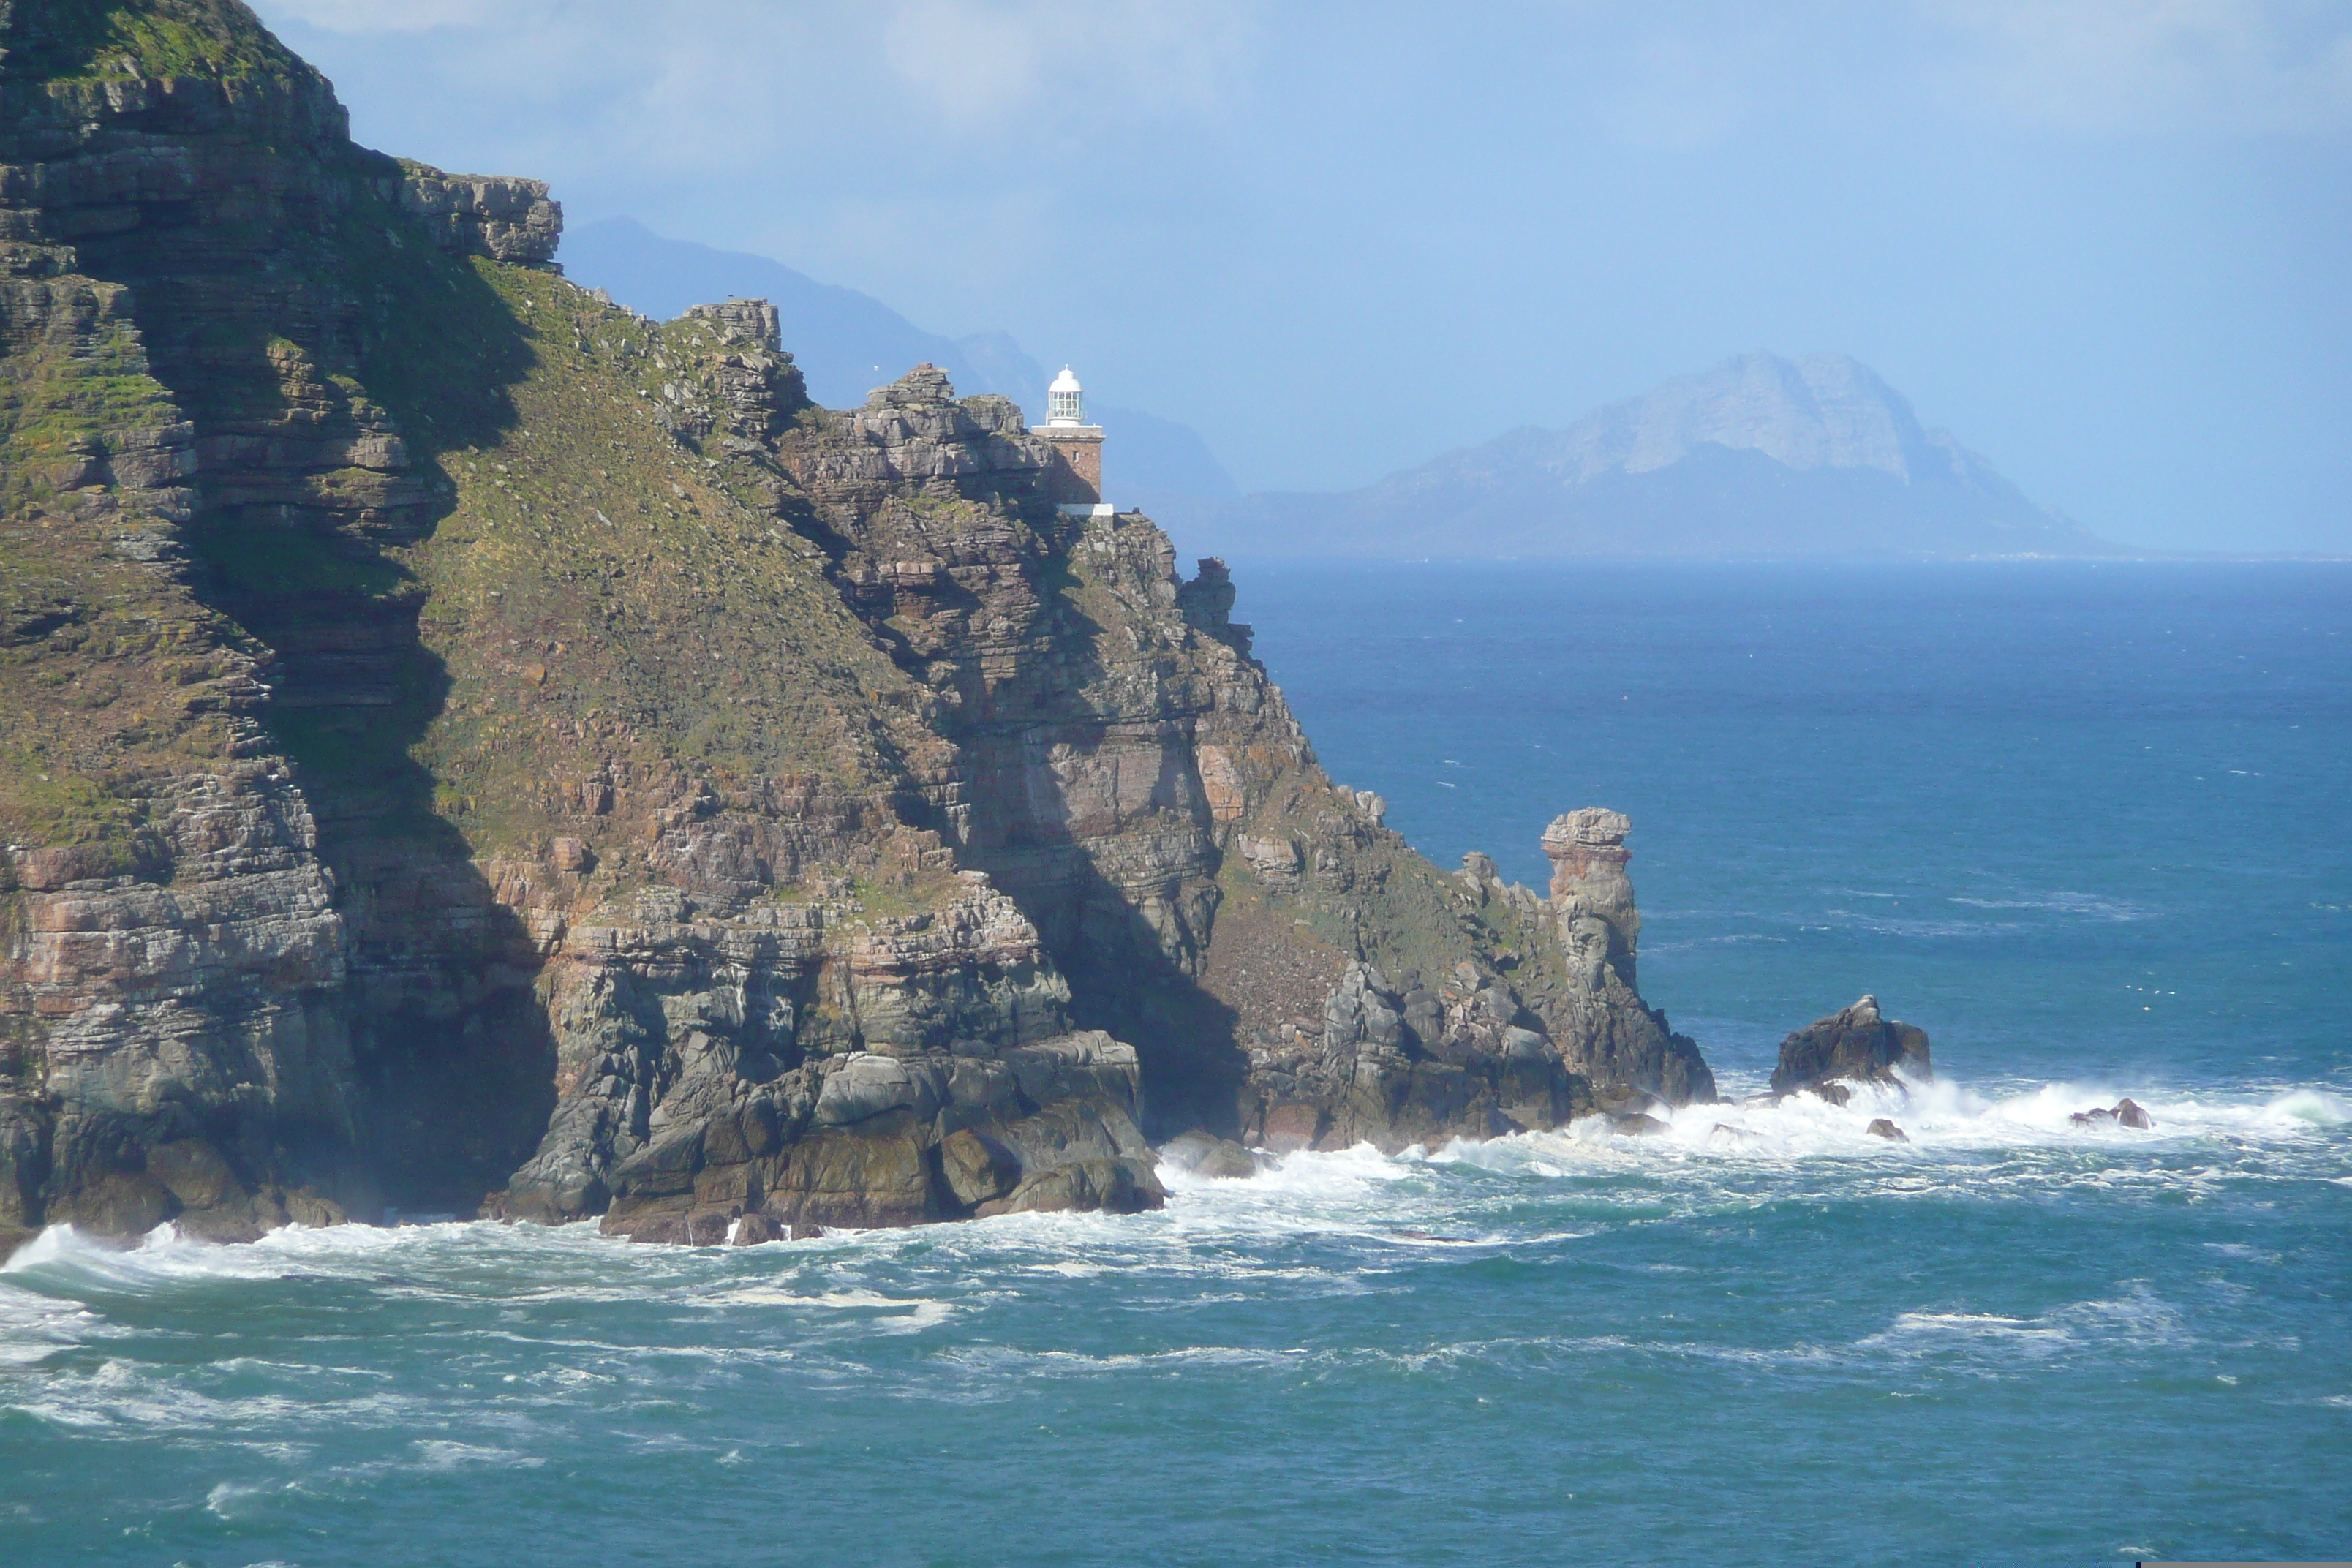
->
[1051,860,1249,1140]
[80,192,561,1211]
[954,568,1250,1140]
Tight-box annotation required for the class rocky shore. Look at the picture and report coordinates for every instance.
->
[0,0,1758,1255]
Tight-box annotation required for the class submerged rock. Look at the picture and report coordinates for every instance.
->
[731,1213,783,1245]
[1608,1112,1672,1137]
[1866,1118,1910,1142]
[1770,995,1931,1097]
[2071,1098,2154,1130]
[1158,1131,1263,1180]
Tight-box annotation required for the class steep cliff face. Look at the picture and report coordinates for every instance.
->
[0,0,381,1243]
[0,0,1717,1253]
[1232,808,1714,1153]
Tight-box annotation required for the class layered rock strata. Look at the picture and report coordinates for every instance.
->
[1235,810,1713,1153]
[1535,808,1716,1106]
[0,0,1721,1247]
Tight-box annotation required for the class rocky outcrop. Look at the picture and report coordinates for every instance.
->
[0,0,1724,1248]
[1769,995,1931,1096]
[397,165,562,268]
[1238,957,1583,1153]
[4,763,360,1240]
[495,881,1104,1234]
[584,1030,1163,1245]
[1535,808,1715,1107]
[1158,1130,1261,1179]
[1232,810,1713,1154]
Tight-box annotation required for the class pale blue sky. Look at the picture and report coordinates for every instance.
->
[255,1,2352,551]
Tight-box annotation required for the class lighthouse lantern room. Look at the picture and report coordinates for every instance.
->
[1033,364,1109,516]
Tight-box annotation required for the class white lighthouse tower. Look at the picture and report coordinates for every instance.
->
[1033,365,1109,516]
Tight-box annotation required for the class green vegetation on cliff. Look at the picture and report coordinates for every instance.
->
[0,0,309,86]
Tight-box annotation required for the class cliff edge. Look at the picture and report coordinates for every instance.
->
[0,0,1717,1251]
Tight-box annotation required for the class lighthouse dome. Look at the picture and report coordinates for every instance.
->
[1047,365,1085,426]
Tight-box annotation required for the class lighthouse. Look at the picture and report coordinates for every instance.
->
[1033,365,1111,516]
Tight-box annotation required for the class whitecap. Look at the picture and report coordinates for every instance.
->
[412,1440,546,1470]
[204,1480,274,1519]
[1947,891,2155,921]
[2265,1088,2351,1127]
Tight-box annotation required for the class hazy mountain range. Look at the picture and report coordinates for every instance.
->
[561,218,1239,498]
[1140,351,2108,559]
[562,226,2099,560]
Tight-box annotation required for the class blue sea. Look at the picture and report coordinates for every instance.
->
[5,561,2348,1566]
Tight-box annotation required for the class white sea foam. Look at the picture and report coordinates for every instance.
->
[2266,1088,2351,1126]
[0,1282,103,1368]
[413,1439,546,1470]
[0,1067,2335,1455]
[1855,1284,2190,1364]
[205,1479,274,1518]
[1946,891,2157,921]
[691,1285,956,1331]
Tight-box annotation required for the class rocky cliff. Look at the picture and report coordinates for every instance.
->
[0,0,1718,1255]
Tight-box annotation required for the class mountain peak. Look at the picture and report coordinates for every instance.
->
[1566,350,1943,484]
[1155,351,2109,559]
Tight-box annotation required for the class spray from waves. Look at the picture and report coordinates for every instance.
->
[2268,1089,2352,1127]
[0,1278,103,1370]
[1186,1068,2352,1223]
[0,1077,2339,1333]
[1412,1072,2352,1166]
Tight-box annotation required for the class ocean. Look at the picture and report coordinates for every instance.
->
[4,560,2347,1565]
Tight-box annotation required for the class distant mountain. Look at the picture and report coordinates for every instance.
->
[560,217,1237,498]
[1147,351,2106,559]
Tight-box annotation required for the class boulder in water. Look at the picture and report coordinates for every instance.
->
[1770,995,1931,1096]
[1609,1112,1671,1137]
[2070,1099,2154,1130]
[1866,1118,1909,1143]
[1158,1131,1263,1180]
[1805,1082,1852,1109]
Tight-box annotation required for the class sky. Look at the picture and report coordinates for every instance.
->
[251,1,2352,552]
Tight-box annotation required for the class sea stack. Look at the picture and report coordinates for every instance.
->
[1232,810,1719,1153]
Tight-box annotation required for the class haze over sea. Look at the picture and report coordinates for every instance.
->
[4,560,2346,1567]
